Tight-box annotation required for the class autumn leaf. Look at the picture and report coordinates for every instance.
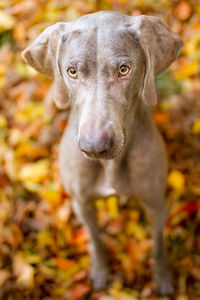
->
[72,227,88,248]
[55,258,76,271]
[175,1,192,21]
[0,270,10,287]
[13,254,34,289]
[0,10,16,32]
[18,159,50,183]
[126,222,146,241]
[70,283,91,300]
[107,196,119,217]
[0,114,7,127]
[154,111,170,125]
[0,0,200,298]
[110,288,138,300]
[192,118,200,135]
[174,61,199,80]
[168,170,185,193]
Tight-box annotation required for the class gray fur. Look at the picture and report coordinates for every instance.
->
[22,11,183,295]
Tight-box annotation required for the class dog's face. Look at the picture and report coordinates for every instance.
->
[22,12,183,160]
[58,22,145,159]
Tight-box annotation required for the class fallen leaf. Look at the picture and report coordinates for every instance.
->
[0,10,16,32]
[168,170,185,193]
[0,270,10,287]
[174,61,199,80]
[154,111,170,124]
[73,269,87,281]
[175,1,192,21]
[107,196,119,217]
[55,258,76,271]
[192,118,200,134]
[13,254,34,289]
[18,159,50,183]
[110,289,138,300]
[70,283,91,300]
[126,222,146,241]
[0,114,7,127]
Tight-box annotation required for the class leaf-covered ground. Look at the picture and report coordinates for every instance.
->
[0,1,200,299]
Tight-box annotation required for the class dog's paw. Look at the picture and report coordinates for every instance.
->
[157,277,173,296]
[90,266,108,290]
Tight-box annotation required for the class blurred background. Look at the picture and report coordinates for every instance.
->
[0,0,200,299]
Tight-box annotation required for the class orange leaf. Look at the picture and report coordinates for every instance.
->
[175,1,192,21]
[72,227,88,247]
[154,111,169,125]
[55,258,76,271]
[126,238,140,262]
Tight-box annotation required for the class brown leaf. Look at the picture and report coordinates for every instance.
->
[0,270,10,287]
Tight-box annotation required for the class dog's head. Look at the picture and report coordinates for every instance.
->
[22,11,183,159]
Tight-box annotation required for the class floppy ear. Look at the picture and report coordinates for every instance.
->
[21,23,70,109]
[130,16,183,105]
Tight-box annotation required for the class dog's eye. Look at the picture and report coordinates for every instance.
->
[118,65,130,76]
[67,67,78,78]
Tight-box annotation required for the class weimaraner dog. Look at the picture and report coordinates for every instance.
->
[22,11,183,295]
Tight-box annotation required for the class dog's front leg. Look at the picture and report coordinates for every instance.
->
[72,198,108,290]
[144,197,173,296]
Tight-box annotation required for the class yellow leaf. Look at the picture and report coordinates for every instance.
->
[176,295,188,300]
[41,189,61,206]
[79,255,90,269]
[18,159,50,183]
[8,128,24,146]
[13,254,34,289]
[192,118,200,134]
[174,61,199,80]
[0,114,7,128]
[15,62,37,78]
[37,230,54,248]
[107,196,119,217]
[110,289,137,300]
[95,198,105,209]
[23,181,42,193]
[0,10,16,32]
[0,63,6,74]
[168,170,185,193]
[126,222,146,241]
[4,150,19,181]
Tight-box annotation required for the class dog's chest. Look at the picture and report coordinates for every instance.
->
[95,159,132,198]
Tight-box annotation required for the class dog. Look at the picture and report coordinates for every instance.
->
[22,11,183,295]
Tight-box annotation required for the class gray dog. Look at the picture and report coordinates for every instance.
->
[22,11,183,295]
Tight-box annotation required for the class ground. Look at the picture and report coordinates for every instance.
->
[0,0,200,299]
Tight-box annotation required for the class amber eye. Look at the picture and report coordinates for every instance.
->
[118,64,130,76]
[67,67,78,78]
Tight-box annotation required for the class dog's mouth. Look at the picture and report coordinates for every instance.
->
[82,149,115,160]
[80,135,125,160]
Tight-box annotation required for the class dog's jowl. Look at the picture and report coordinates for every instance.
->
[22,11,183,295]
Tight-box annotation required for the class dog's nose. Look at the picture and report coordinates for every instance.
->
[79,135,114,157]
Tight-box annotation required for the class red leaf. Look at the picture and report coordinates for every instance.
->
[73,270,87,282]
[70,283,91,300]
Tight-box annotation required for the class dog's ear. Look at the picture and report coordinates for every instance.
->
[21,23,70,109]
[131,16,183,105]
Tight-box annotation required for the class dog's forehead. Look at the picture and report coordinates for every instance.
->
[72,11,131,30]
[60,13,139,61]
